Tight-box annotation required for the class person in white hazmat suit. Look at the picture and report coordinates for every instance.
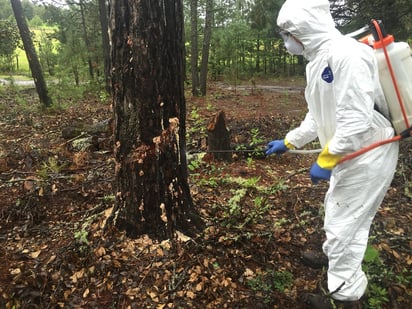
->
[266,0,399,308]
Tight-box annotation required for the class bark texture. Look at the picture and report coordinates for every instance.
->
[108,0,203,239]
[207,110,231,161]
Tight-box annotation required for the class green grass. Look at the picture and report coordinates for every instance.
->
[15,48,30,72]
[0,74,31,80]
[11,26,59,74]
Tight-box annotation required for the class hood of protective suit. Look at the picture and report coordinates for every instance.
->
[277,0,341,61]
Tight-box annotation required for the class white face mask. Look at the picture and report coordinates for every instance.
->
[282,33,304,55]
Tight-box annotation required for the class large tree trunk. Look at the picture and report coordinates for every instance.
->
[108,0,204,240]
[199,0,213,96]
[98,0,111,93]
[10,0,52,107]
[190,0,200,96]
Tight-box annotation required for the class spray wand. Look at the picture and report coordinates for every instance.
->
[188,147,321,157]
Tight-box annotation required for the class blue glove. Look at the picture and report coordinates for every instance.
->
[265,139,289,156]
[310,162,332,184]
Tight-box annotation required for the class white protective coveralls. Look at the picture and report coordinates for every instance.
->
[277,0,399,301]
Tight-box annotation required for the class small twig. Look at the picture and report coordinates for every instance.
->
[58,132,88,147]
[285,167,309,179]
[13,134,32,143]
[1,177,40,184]
[0,177,44,190]
[169,264,190,293]
[0,170,34,177]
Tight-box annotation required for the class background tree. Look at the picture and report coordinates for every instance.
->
[0,20,20,72]
[10,0,52,107]
[249,0,267,72]
[108,0,204,239]
[0,0,410,95]
[199,0,213,95]
[78,0,94,79]
[0,0,13,19]
[330,0,412,40]
[190,0,200,96]
[98,0,110,92]
[37,30,56,75]
[49,1,105,87]
[21,0,34,20]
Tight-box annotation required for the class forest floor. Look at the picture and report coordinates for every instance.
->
[0,80,411,309]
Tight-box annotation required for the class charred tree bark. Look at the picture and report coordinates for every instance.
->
[10,0,52,108]
[108,0,204,240]
[207,110,231,161]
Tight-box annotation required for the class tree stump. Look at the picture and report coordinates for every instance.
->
[207,110,231,161]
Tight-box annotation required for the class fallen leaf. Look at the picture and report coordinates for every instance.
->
[47,255,56,264]
[243,268,254,279]
[23,176,38,192]
[71,268,85,283]
[392,250,401,259]
[195,282,203,291]
[125,287,139,296]
[83,288,89,298]
[175,230,191,242]
[64,290,71,300]
[147,290,159,302]
[10,268,21,275]
[30,250,41,258]
[94,246,106,257]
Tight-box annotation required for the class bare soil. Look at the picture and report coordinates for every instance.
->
[0,81,411,308]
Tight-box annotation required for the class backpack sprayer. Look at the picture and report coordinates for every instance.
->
[339,19,412,164]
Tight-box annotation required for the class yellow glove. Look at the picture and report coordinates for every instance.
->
[317,143,342,169]
[284,139,295,150]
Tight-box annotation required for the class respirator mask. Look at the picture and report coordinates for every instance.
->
[280,31,304,55]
